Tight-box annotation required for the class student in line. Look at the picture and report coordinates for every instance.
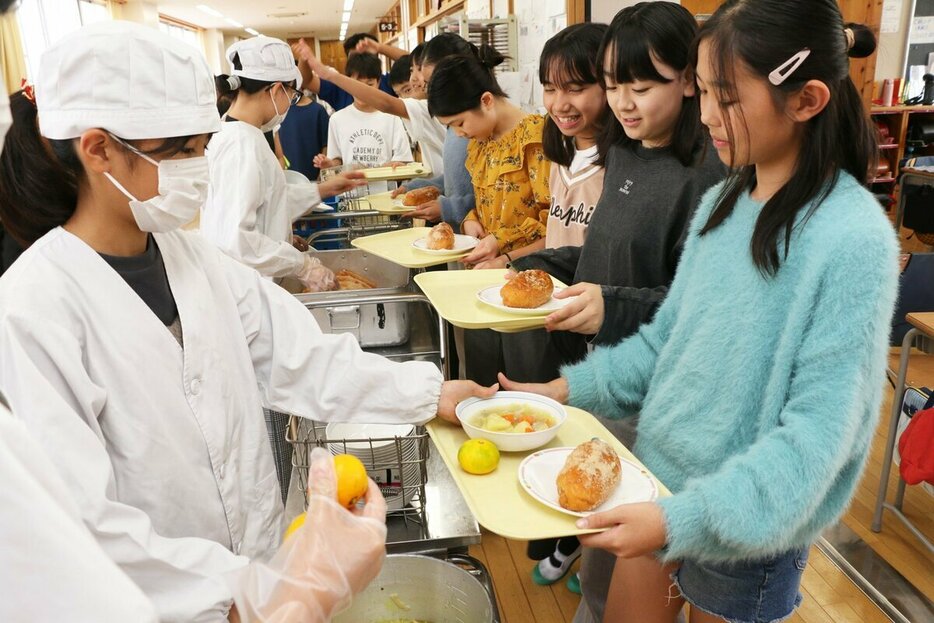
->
[501,2,896,622]
[427,48,552,385]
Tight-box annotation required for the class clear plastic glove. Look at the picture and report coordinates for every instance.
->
[227,448,388,622]
[297,255,336,292]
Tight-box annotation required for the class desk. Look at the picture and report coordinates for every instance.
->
[871,312,934,554]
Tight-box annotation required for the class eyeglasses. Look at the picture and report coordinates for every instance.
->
[273,84,302,106]
[285,86,302,106]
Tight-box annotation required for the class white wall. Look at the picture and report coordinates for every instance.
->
[876,0,913,81]
[114,0,159,26]
[201,28,226,74]
[589,0,678,26]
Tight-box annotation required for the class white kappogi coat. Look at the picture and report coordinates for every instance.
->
[0,402,157,622]
[201,121,319,278]
[0,227,442,622]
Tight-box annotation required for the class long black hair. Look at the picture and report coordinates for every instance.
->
[427,46,506,117]
[539,23,609,167]
[696,0,878,276]
[0,91,199,246]
[596,2,703,167]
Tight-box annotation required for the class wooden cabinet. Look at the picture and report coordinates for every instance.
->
[319,40,348,75]
[871,105,934,183]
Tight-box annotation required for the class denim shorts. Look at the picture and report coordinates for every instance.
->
[671,547,809,623]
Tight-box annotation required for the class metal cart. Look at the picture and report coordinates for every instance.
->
[297,163,411,248]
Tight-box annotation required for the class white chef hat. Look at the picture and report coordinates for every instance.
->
[36,20,221,141]
[226,36,302,89]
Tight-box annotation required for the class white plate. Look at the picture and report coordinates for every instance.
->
[518,447,659,517]
[411,234,478,255]
[311,202,334,212]
[476,284,573,316]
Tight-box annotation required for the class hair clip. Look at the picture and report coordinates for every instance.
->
[227,75,241,90]
[769,48,810,86]
[20,78,35,104]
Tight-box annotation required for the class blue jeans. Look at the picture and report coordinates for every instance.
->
[671,547,809,623]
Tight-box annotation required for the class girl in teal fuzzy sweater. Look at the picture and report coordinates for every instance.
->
[501,2,899,622]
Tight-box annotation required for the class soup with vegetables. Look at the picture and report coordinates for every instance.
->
[471,403,555,434]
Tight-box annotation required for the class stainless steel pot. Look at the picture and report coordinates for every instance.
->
[333,554,499,623]
[293,249,412,347]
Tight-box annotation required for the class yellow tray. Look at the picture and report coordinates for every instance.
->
[351,227,469,269]
[362,191,411,214]
[414,269,567,332]
[427,407,670,540]
[361,163,432,181]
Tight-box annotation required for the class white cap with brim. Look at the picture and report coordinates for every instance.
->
[226,36,302,89]
[36,20,221,141]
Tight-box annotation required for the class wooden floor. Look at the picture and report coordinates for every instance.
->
[468,345,934,622]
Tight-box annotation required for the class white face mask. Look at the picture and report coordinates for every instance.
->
[103,135,209,233]
[0,89,11,155]
[260,86,288,133]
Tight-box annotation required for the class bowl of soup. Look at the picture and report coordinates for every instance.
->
[455,391,567,452]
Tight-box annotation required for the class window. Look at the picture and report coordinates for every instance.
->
[17,0,109,81]
[158,18,201,50]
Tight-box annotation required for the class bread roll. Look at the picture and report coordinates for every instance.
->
[335,269,377,291]
[426,222,455,250]
[500,269,554,308]
[556,439,621,512]
[403,186,440,206]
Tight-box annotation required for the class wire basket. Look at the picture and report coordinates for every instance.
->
[318,163,405,240]
[287,416,430,524]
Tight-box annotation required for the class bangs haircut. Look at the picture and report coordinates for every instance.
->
[595,1,702,167]
[539,23,606,88]
[540,22,609,167]
[601,33,670,86]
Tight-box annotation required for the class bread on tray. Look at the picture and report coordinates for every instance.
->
[556,439,622,512]
[500,269,554,308]
[403,186,440,206]
[335,269,377,291]
[426,222,455,250]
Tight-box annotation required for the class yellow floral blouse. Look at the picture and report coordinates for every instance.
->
[463,114,551,254]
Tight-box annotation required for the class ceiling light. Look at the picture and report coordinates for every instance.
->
[196,4,223,18]
[342,11,351,22]
[225,17,244,28]
[343,0,354,11]
[245,27,259,36]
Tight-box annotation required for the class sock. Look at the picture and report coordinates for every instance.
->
[536,542,582,582]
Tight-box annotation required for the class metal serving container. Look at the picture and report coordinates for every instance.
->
[293,249,412,348]
[332,554,499,623]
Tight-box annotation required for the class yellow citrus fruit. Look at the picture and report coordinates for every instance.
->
[457,439,500,475]
[284,512,306,540]
[333,453,369,510]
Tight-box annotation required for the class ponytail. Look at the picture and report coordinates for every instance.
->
[427,46,508,117]
[0,91,81,246]
[476,44,506,71]
[215,52,277,115]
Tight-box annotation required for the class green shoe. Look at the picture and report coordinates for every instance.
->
[532,563,558,586]
[566,572,582,595]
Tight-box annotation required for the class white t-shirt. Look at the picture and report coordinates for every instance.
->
[401,98,446,177]
[569,145,599,174]
[326,105,413,166]
[328,104,413,193]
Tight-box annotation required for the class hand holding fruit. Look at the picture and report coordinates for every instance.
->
[227,448,386,622]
